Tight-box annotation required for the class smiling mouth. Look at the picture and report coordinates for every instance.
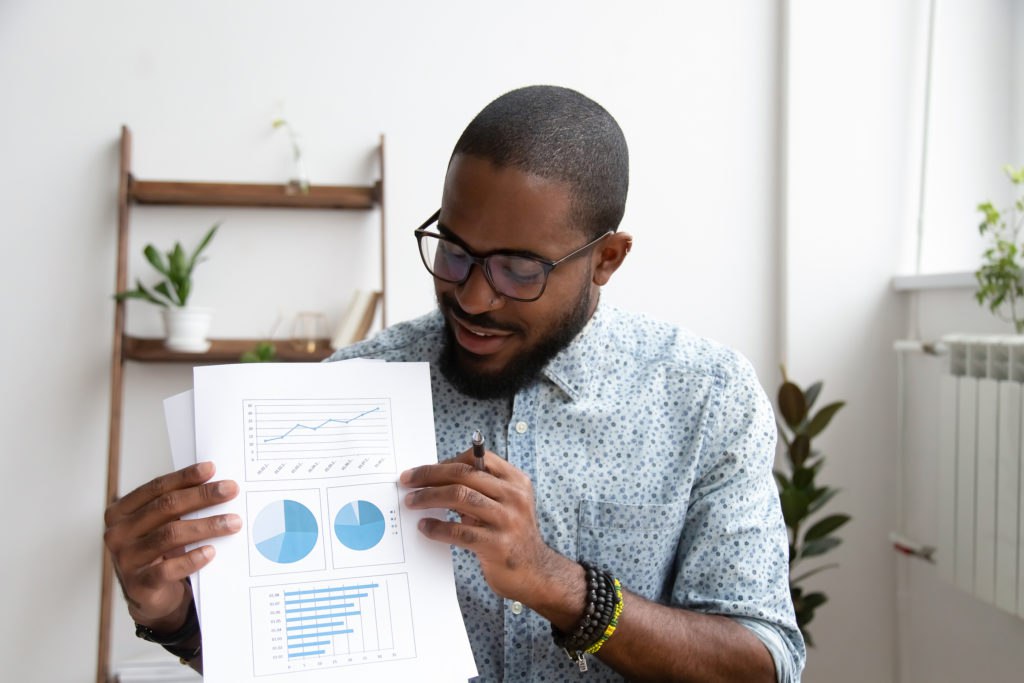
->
[449,315,515,356]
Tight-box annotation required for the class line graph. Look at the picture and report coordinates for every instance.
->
[244,399,396,482]
[263,407,381,443]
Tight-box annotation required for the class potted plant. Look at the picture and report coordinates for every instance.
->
[114,223,219,352]
[975,164,1024,331]
[775,367,850,646]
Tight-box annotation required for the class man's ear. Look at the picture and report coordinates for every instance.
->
[592,232,633,286]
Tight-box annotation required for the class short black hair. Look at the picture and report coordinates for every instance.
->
[451,85,629,240]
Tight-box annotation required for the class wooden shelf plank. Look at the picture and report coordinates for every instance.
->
[129,178,378,210]
[123,336,335,363]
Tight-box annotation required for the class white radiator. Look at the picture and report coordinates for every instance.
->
[938,335,1024,617]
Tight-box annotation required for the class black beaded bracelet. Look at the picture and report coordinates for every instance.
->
[551,561,621,672]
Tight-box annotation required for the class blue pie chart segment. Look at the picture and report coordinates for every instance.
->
[253,500,318,563]
[334,500,386,551]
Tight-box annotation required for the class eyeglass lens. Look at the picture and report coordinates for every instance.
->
[417,233,548,300]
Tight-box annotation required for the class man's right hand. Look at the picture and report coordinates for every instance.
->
[103,461,240,632]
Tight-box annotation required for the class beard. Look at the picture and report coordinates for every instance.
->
[437,285,594,400]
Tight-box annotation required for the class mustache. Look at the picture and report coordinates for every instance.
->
[439,293,522,334]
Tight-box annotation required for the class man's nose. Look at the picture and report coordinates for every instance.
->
[455,264,504,315]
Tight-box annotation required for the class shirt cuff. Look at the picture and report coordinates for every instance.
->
[732,616,801,683]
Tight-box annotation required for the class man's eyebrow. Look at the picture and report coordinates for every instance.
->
[436,222,549,262]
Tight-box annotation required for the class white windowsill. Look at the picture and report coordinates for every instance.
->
[891,271,975,292]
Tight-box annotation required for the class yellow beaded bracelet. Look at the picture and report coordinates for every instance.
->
[586,577,624,655]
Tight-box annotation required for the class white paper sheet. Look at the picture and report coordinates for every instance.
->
[163,389,203,617]
[175,361,475,682]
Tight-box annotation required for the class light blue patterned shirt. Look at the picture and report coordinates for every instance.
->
[328,301,805,682]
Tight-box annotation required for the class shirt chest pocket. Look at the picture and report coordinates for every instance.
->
[577,499,687,602]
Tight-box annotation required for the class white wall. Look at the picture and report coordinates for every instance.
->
[0,2,781,681]
[784,2,924,679]
[8,1,1022,681]
[787,1,1024,681]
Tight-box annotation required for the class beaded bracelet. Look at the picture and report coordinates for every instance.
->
[585,577,623,655]
[551,561,623,672]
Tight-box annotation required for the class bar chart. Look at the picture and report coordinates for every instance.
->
[249,574,416,676]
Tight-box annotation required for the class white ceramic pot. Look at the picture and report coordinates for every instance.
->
[163,306,213,353]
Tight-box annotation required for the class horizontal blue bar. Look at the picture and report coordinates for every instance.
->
[288,629,353,641]
[288,650,326,659]
[287,621,346,633]
[287,610,359,623]
[285,594,367,606]
[285,602,354,615]
[288,640,329,649]
[284,584,379,597]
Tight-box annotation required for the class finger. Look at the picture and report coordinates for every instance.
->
[133,545,218,592]
[119,514,241,573]
[443,449,526,486]
[107,462,217,523]
[106,478,238,557]
[404,483,500,520]
[400,460,508,497]
[417,517,494,550]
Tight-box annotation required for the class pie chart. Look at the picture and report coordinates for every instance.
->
[334,500,386,551]
[253,499,319,563]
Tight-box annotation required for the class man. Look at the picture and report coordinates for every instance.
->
[104,85,805,681]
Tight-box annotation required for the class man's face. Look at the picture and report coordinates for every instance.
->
[434,154,601,400]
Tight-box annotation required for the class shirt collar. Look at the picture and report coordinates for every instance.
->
[538,298,610,402]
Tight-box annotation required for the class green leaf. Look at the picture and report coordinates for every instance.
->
[802,628,815,648]
[779,488,809,528]
[790,434,811,470]
[804,381,823,412]
[143,245,169,275]
[170,243,187,278]
[177,278,191,307]
[801,536,842,558]
[807,487,839,515]
[793,466,815,490]
[152,281,176,305]
[800,591,827,611]
[188,223,219,272]
[114,279,169,307]
[806,401,844,438]
[790,563,839,584]
[804,514,851,542]
[978,201,1000,226]
[778,381,806,429]
[773,470,792,489]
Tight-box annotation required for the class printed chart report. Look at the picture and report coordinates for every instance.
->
[189,361,476,683]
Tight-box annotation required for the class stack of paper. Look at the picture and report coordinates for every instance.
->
[163,360,476,683]
[116,658,201,682]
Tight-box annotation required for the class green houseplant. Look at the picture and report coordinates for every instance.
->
[114,223,219,352]
[775,368,850,646]
[975,164,1024,332]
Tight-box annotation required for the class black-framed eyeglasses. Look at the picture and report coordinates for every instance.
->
[413,209,612,302]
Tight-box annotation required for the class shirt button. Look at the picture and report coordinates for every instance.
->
[510,601,524,615]
[515,421,528,434]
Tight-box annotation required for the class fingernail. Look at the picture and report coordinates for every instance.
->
[201,545,215,560]
[224,515,242,531]
[399,469,411,484]
[215,480,234,496]
[404,492,415,506]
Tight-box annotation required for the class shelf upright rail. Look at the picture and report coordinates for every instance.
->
[95,126,385,682]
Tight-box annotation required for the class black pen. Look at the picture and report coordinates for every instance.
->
[472,430,486,471]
